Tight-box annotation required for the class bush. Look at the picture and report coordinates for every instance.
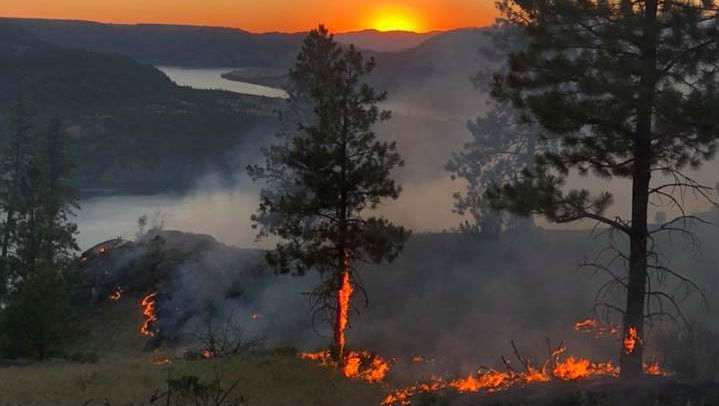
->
[0,264,78,359]
[653,321,719,381]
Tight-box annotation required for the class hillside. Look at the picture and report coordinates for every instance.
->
[0,297,384,406]
[0,20,281,194]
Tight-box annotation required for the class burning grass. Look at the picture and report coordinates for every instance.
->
[0,299,384,406]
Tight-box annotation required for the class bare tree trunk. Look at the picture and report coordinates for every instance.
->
[620,0,657,379]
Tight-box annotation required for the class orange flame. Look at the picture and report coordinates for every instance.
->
[552,356,618,380]
[574,317,619,337]
[201,350,215,359]
[335,251,352,358]
[251,314,260,320]
[411,356,424,363]
[108,286,123,301]
[299,350,389,383]
[623,326,638,354]
[140,292,157,337]
[643,360,669,376]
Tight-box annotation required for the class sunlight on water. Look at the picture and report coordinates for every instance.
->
[157,66,288,98]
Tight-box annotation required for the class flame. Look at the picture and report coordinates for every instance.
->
[152,357,171,366]
[108,286,122,301]
[140,292,157,337]
[335,251,352,358]
[574,317,619,337]
[251,314,260,320]
[299,350,389,383]
[643,360,669,376]
[201,350,215,359]
[623,326,638,354]
[552,356,618,380]
[382,379,445,406]
[411,356,424,363]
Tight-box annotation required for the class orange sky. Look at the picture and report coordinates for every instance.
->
[1,0,497,33]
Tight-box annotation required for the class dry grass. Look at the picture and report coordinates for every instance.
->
[0,298,385,406]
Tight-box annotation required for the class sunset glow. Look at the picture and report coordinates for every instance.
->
[369,6,423,32]
[0,0,497,33]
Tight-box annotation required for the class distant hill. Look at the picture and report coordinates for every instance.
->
[373,28,495,118]
[4,18,306,67]
[0,20,280,194]
[5,18,456,61]
[335,29,439,52]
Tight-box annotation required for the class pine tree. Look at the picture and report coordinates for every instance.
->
[0,106,80,358]
[249,25,410,361]
[0,96,35,302]
[487,0,718,378]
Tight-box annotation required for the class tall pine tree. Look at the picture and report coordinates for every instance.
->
[249,25,409,361]
[487,0,718,377]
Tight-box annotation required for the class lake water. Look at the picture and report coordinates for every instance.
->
[157,66,288,99]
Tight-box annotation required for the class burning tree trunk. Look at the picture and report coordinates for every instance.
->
[248,25,409,365]
[334,250,352,361]
[485,0,717,382]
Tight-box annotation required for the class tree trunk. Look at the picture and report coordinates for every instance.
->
[334,249,352,362]
[620,153,650,378]
[620,0,657,379]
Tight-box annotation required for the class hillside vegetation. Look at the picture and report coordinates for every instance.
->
[0,20,281,194]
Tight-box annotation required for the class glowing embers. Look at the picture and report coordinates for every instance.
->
[299,350,390,383]
[140,292,158,337]
[108,286,123,301]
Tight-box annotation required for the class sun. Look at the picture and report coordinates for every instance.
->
[369,6,422,32]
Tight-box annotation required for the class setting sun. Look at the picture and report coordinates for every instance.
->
[369,5,423,32]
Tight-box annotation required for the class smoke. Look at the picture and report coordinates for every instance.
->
[75,29,718,377]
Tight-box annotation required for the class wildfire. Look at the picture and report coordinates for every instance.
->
[140,292,157,337]
[380,341,666,405]
[108,286,123,301]
[552,356,618,380]
[299,350,389,383]
[623,326,638,354]
[201,350,215,359]
[335,251,353,358]
[574,317,619,337]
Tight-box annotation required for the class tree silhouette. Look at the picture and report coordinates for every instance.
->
[487,0,718,378]
[249,25,409,361]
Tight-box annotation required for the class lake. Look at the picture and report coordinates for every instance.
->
[157,66,288,99]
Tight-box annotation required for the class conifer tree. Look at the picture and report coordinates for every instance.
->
[249,25,409,361]
[487,0,718,377]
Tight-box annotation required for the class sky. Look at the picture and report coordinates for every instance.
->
[1,0,497,33]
